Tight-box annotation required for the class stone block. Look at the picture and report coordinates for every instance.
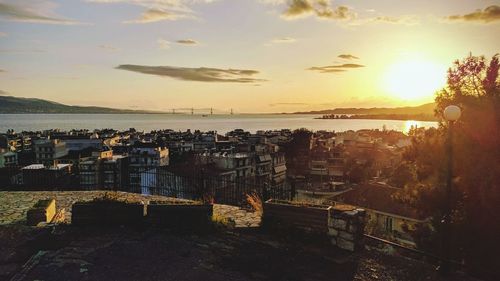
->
[328,228,339,236]
[344,210,358,217]
[337,238,355,252]
[355,208,366,217]
[330,237,337,246]
[27,199,56,226]
[331,218,347,230]
[348,223,358,233]
[339,230,354,241]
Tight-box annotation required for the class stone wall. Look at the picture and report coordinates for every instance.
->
[328,204,366,252]
[262,200,366,252]
[0,191,261,228]
[26,198,56,226]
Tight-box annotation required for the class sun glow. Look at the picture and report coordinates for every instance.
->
[383,59,446,102]
[403,120,421,134]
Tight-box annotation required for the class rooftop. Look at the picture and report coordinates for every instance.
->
[21,164,71,170]
[331,183,424,220]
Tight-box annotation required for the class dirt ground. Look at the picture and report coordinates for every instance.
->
[0,225,480,281]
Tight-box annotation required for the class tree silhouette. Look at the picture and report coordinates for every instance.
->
[401,54,500,278]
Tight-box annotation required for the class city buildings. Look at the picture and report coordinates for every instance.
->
[21,163,72,188]
[129,142,169,190]
[0,127,410,200]
[0,150,18,168]
[33,139,68,166]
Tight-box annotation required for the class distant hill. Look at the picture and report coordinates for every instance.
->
[0,95,162,114]
[292,103,436,116]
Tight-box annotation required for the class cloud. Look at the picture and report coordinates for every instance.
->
[176,39,198,45]
[279,0,356,20]
[371,15,419,25]
[0,32,6,37]
[308,67,346,73]
[0,90,8,95]
[123,8,185,23]
[115,64,265,83]
[308,63,365,73]
[338,54,359,60]
[446,5,500,23]
[157,38,171,49]
[88,1,216,23]
[0,69,5,73]
[0,1,85,25]
[99,44,118,51]
[271,37,296,43]
[349,15,419,26]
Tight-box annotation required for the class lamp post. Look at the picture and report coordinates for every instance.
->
[440,105,461,275]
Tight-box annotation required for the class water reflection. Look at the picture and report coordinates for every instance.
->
[403,120,421,134]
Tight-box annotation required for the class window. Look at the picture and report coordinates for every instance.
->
[385,217,393,232]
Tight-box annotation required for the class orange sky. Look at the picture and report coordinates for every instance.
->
[0,0,499,113]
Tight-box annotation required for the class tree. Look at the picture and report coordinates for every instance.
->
[283,128,313,175]
[388,162,416,188]
[401,54,500,278]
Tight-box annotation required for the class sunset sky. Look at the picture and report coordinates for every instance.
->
[0,0,499,113]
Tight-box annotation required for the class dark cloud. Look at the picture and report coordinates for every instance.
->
[283,0,355,20]
[308,67,346,73]
[0,2,83,25]
[176,39,198,45]
[338,54,359,60]
[446,5,500,23]
[308,63,365,73]
[115,64,265,83]
[283,0,313,17]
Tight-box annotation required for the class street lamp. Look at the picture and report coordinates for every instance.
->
[439,105,461,275]
[444,105,461,122]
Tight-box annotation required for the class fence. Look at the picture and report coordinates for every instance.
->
[0,166,293,207]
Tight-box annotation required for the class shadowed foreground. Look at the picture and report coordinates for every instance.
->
[0,225,478,281]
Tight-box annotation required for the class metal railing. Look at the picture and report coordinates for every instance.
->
[0,166,293,206]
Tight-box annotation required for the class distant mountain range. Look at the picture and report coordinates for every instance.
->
[0,95,160,114]
[0,95,436,119]
[291,102,436,115]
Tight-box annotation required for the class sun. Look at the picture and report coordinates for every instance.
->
[383,59,447,102]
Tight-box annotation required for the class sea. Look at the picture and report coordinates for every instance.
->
[0,114,438,133]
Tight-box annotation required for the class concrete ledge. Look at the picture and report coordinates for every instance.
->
[26,199,56,226]
[263,199,331,234]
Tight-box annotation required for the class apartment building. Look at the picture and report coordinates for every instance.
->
[33,139,68,166]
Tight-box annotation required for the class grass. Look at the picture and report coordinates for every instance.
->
[211,213,236,229]
[245,193,263,216]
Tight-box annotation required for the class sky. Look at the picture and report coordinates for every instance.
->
[0,0,499,113]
